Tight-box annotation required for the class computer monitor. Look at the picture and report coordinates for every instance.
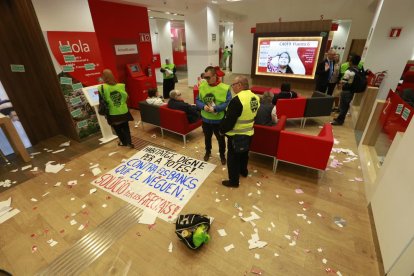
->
[82,85,100,106]
[127,63,145,78]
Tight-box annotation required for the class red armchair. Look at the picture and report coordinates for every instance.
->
[276,97,306,119]
[250,116,287,172]
[276,123,334,172]
[159,105,202,145]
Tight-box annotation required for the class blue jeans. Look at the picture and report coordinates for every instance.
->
[336,90,354,123]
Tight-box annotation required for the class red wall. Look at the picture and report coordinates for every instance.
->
[88,0,154,83]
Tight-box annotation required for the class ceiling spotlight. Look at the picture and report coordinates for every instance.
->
[212,0,218,3]
[165,11,171,14]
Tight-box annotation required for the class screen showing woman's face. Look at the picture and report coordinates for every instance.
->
[278,53,289,66]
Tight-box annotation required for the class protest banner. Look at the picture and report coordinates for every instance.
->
[91,146,216,222]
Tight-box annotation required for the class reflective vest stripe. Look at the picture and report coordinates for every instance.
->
[236,118,255,124]
[227,127,253,134]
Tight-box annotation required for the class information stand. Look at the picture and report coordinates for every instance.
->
[82,85,117,144]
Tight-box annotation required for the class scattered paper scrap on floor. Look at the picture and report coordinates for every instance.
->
[52,149,65,154]
[168,242,173,253]
[45,161,65,174]
[138,209,158,225]
[21,165,32,171]
[224,244,234,252]
[91,167,102,176]
[241,212,260,222]
[217,229,227,237]
[59,141,71,147]
[0,197,20,224]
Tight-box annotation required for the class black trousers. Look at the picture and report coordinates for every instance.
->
[112,121,132,146]
[336,90,354,123]
[326,83,336,96]
[227,136,250,185]
[163,78,175,99]
[202,122,226,156]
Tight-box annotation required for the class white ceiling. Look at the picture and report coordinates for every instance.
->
[105,0,252,21]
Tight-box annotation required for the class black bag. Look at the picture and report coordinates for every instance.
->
[349,67,368,93]
[173,74,178,83]
[98,85,109,116]
[175,214,211,250]
[232,135,251,153]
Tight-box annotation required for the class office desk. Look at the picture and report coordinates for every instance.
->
[0,113,31,162]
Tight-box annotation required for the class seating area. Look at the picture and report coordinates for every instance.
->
[138,101,202,145]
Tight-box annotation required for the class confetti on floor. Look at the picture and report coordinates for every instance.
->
[168,242,173,253]
[102,204,107,208]
[217,229,227,237]
[47,239,58,247]
[295,189,304,194]
[254,253,260,259]
[59,141,71,147]
[45,161,65,174]
[21,165,32,171]
[52,148,65,154]
[224,244,234,252]
[89,188,97,194]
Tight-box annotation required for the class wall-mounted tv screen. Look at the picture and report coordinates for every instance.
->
[254,36,323,79]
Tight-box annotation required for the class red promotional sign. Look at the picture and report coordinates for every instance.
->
[47,31,104,86]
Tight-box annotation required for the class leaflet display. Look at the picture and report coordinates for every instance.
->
[255,37,322,79]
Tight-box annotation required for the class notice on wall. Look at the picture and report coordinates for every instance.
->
[91,146,216,222]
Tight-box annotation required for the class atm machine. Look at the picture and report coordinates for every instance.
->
[125,63,156,109]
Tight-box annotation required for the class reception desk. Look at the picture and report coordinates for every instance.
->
[0,113,30,162]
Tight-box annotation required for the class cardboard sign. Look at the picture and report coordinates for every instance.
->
[91,146,216,222]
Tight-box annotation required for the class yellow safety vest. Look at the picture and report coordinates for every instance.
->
[226,90,260,136]
[161,63,175,79]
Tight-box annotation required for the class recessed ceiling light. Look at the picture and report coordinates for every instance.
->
[226,0,242,2]
[165,11,171,14]
[150,16,154,18]
[148,9,152,11]
[212,0,218,3]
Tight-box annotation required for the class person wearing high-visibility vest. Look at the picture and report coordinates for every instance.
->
[219,76,260,188]
[160,59,176,99]
[196,66,232,165]
[99,69,134,148]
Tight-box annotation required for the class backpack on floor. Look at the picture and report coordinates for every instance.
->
[175,214,211,250]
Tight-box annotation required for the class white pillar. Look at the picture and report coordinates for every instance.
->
[185,4,219,86]
[363,0,414,99]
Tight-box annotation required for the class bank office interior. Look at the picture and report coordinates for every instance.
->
[0,0,414,275]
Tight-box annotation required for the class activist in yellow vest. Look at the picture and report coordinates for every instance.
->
[161,63,175,79]
[199,81,230,120]
[226,90,260,136]
[100,83,129,116]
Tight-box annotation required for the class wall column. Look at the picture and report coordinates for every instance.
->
[185,4,219,86]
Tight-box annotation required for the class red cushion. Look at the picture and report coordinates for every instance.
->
[277,123,333,170]
[250,116,287,157]
[276,97,306,119]
[251,86,271,94]
[159,105,202,135]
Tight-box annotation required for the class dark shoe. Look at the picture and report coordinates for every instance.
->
[331,120,343,126]
[204,152,211,161]
[220,156,226,165]
[332,107,339,112]
[222,180,239,188]
[118,141,125,146]
[127,143,134,149]
[240,170,248,177]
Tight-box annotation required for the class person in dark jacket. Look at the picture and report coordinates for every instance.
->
[167,90,200,123]
[315,49,337,93]
[272,83,298,105]
[255,91,275,126]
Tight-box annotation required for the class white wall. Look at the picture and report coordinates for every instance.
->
[228,0,376,74]
[224,24,234,48]
[370,116,414,273]
[363,0,414,99]
[331,21,351,62]
[32,0,94,32]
